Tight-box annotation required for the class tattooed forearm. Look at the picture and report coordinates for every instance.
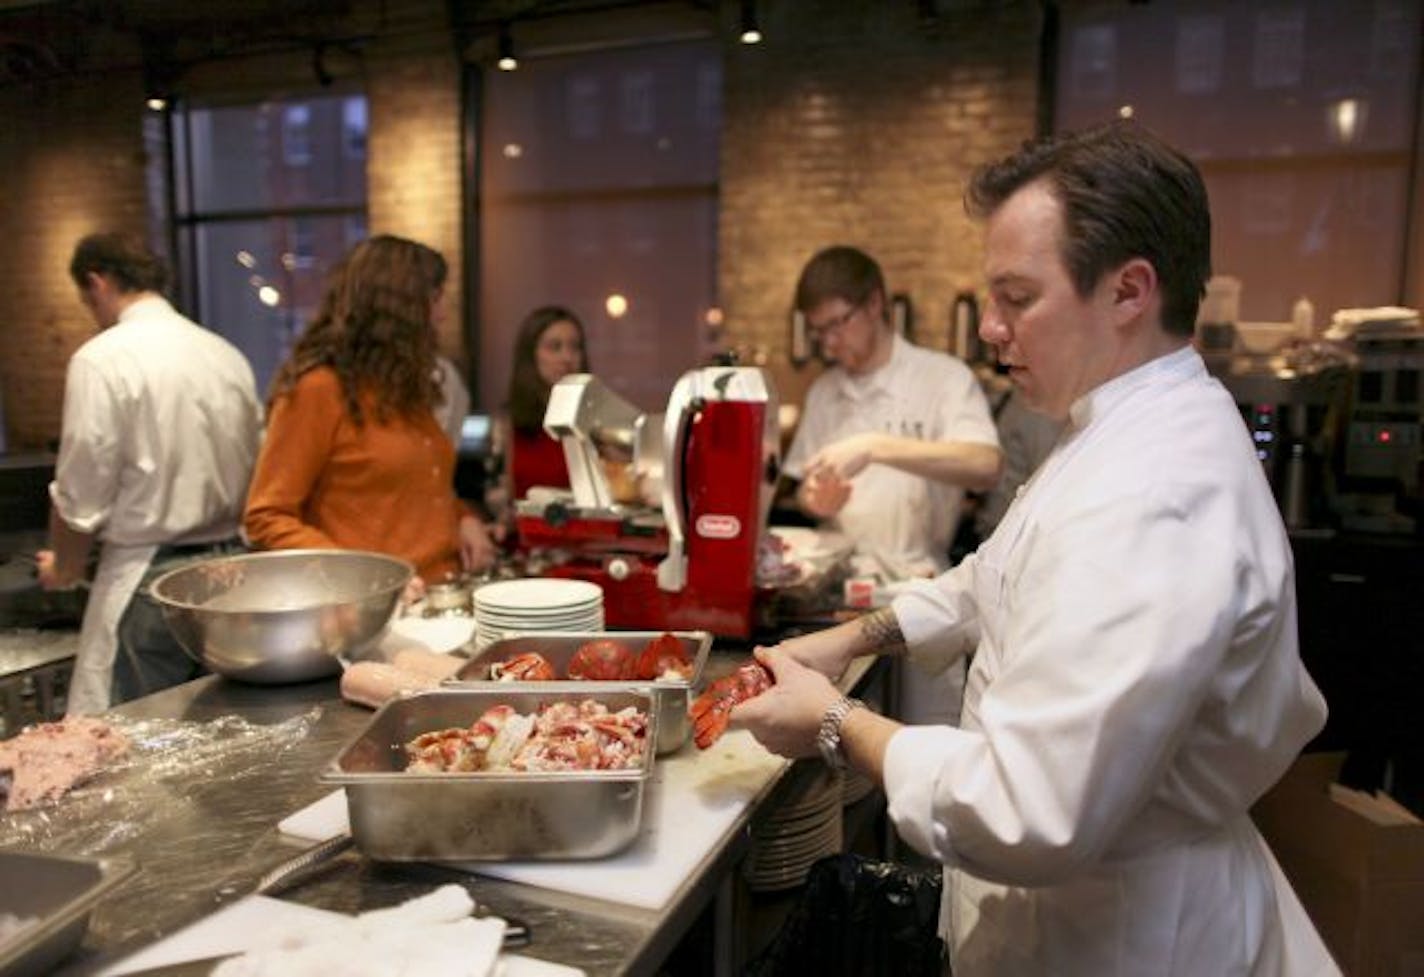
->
[859,606,906,655]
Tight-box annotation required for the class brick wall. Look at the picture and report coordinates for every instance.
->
[0,72,149,451]
[363,7,467,375]
[719,0,1041,408]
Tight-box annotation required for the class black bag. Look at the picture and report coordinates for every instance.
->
[744,854,946,977]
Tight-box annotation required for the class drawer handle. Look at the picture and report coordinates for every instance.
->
[1327,573,1366,584]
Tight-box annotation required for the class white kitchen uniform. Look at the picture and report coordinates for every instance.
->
[883,346,1337,976]
[50,296,262,715]
[786,333,998,725]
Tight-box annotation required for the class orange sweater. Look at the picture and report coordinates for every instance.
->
[244,367,464,582]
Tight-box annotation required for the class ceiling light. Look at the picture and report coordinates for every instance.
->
[497,22,518,71]
[739,0,762,44]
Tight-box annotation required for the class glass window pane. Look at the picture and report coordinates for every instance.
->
[1056,0,1421,322]
[192,216,367,393]
[479,38,721,412]
[185,93,367,213]
[480,195,717,412]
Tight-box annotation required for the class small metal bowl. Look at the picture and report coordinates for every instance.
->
[149,549,413,684]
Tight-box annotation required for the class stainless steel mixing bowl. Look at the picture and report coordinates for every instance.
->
[149,549,414,684]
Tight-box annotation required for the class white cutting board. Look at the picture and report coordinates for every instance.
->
[95,895,583,977]
[280,731,787,911]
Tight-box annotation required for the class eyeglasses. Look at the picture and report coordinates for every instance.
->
[804,302,862,342]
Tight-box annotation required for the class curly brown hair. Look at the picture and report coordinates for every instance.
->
[270,235,446,426]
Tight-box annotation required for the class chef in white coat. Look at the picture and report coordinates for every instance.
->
[784,245,1002,726]
[37,233,261,715]
[733,122,1339,976]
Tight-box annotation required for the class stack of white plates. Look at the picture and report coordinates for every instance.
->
[472,578,605,649]
[744,766,844,891]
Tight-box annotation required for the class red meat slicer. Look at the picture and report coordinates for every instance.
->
[513,367,780,637]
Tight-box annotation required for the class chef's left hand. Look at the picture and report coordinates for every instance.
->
[807,432,881,482]
[731,646,842,758]
[458,514,498,573]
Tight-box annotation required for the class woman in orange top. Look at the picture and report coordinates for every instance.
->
[244,235,497,585]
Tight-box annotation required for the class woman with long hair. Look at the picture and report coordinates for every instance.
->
[496,305,589,504]
[245,235,496,584]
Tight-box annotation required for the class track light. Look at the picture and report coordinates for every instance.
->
[497,22,518,71]
[739,0,762,44]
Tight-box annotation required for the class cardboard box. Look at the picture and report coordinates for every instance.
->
[1252,752,1424,976]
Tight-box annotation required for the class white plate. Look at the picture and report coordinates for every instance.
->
[474,578,604,611]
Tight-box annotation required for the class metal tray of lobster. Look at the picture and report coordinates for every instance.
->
[322,686,657,862]
[447,630,712,755]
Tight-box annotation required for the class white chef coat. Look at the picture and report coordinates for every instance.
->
[883,345,1338,977]
[50,295,262,714]
[785,334,999,577]
[787,334,999,726]
[433,355,470,448]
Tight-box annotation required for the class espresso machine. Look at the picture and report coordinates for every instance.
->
[514,367,780,636]
[1216,356,1351,532]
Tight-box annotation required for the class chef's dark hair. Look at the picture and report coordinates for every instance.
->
[507,305,589,432]
[794,246,890,324]
[68,233,169,294]
[966,121,1211,337]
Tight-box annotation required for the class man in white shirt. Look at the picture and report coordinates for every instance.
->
[37,233,262,714]
[784,245,1002,724]
[735,124,1337,976]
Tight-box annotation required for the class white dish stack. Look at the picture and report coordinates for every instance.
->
[472,578,605,649]
[744,766,844,891]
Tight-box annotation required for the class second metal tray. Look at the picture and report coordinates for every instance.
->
[448,630,711,754]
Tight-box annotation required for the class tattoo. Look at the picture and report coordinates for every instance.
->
[860,606,906,655]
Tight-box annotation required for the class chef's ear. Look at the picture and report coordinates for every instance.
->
[1109,257,1158,328]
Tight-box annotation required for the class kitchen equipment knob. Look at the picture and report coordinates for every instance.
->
[607,557,630,581]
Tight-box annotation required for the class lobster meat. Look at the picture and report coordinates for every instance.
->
[688,661,773,749]
[567,638,637,680]
[491,651,557,682]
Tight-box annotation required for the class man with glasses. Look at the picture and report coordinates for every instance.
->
[783,245,1002,725]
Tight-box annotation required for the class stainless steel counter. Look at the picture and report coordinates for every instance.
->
[26,652,880,977]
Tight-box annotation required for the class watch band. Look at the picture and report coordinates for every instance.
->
[817,696,865,771]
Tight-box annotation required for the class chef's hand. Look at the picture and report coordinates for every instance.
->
[797,468,852,518]
[731,647,841,758]
[35,549,82,591]
[807,433,881,482]
[458,514,498,573]
[764,626,856,683]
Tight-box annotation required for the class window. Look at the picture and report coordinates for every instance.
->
[1056,0,1422,324]
[170,92,369,392]
[476,38,721,412]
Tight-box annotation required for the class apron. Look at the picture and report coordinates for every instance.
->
[66,541,158,716]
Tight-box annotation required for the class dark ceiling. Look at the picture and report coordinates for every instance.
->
[0,0,708,88]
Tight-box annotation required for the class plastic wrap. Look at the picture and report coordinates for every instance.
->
[0,709,320,855]
[744,853,945,977]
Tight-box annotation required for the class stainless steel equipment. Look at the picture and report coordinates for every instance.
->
[322,686,657,861]
[149,550,412,684]
[1215,355,1351,531]
[449,630,712,754]
[0,851,135,977]
[1337,324,1423,533]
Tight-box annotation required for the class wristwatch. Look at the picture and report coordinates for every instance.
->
[816,696,865,771]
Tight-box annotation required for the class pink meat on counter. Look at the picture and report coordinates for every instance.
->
[0,717,131,812]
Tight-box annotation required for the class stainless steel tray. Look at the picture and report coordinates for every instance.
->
[321,686,657,862]
[447,630,711,755]
[0,850,136,977]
